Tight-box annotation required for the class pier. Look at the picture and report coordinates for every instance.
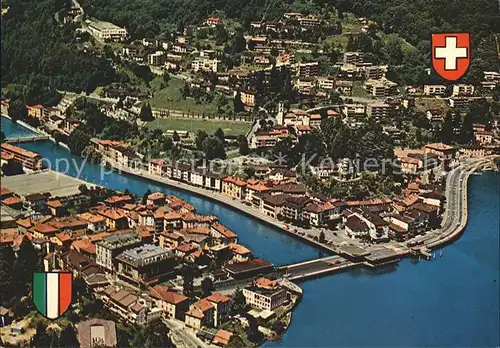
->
[5,135,50,143]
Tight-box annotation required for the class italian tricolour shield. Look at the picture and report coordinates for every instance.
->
[33,272,73,319]
[432,32,471,81]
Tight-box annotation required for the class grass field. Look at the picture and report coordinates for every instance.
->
[146,117,251,136]
[146,76,219,114]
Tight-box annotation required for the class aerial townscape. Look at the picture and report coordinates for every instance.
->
[0,0,499,347]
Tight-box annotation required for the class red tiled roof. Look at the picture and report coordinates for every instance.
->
[193,298,214,312]
[205,292,230,303]
[47,200,63,208]
[150,285,188,304]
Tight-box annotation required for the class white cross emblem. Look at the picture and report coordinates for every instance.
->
[434,36,468,70]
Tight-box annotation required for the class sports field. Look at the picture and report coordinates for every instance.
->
[146,117,251,136]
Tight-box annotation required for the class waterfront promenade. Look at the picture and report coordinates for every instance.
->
[103,155,497,272]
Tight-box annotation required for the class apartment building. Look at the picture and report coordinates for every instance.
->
[366,103,391,118]
[363,78,398,97]
[0,143,43,171]
[96,232,143,270]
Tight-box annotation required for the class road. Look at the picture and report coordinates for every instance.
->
[405,157,495,248]
[164,318,215,348]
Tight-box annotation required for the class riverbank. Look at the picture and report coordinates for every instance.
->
[3,119,499,347]
[1,114,70,150]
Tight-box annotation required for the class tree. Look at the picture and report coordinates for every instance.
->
[233,92,244,113]
[14,238,39,287]
[139,103,154,122]
[2,160,24,176]
[230,30,246,53]
[319,231,325,243]
[68,127,91,156]
[202,137,226,160]
[172,131,180,142]
[0,247,15,302]
[182,267,194,296]
[31,321,58,348]
[163,71,171,84]
[142,189,152,205]
[8,99,28,121]
[163,136,174,151]
[229,288,247,316]
[59,325,79,348]
[201,277,214,297]
[458,112,474,144]
[239,136,250,155]
[214,128,225,141]
[440,110,454,144]
[195,130,209,150]
[246,314,263,343]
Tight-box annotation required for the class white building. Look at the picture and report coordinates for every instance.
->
[88,20,128,41]
[191,58,219,72]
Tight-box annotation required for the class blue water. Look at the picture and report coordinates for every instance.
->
[3,118,499,346]
[266,172,499,347]
[1,117,322,266]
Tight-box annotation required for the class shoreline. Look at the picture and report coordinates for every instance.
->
[5,118,495,263]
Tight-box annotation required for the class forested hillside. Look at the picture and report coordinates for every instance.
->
[1,0,116,104]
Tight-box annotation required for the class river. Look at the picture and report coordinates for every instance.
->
[2,118,499,347]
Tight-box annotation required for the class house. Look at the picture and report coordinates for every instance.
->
[104,195,133,208]
[96,232,143,270]
[223,258,274,279]
[344,215,370,238]
[206,16,221,27]
[230,243,252,262]
[240,89,257,109]
[149,158,169,177]
[96,208,129,230]
[363,78,397,97]
[150,285,189,320]
[146,192,166,206]
[206,292,231,327]
[245,182,270,204]
[254,194,286,219]
[148,51,166,66]
[452,84,474,96]
[1,196,23,210]
[281,196,311,222]
[46,200,65,217]
[213,329,233,346]
[222,177,247,200]
[424,143,456,161]
[185,298,214,329]
[100,287,147,325]
[210,223,238,244]
[76,318,117,348]
[78,212,106,233]
[192,58,219,73]
[475,131,494,145]
[423,85,446,96]
[310,162,337,179]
